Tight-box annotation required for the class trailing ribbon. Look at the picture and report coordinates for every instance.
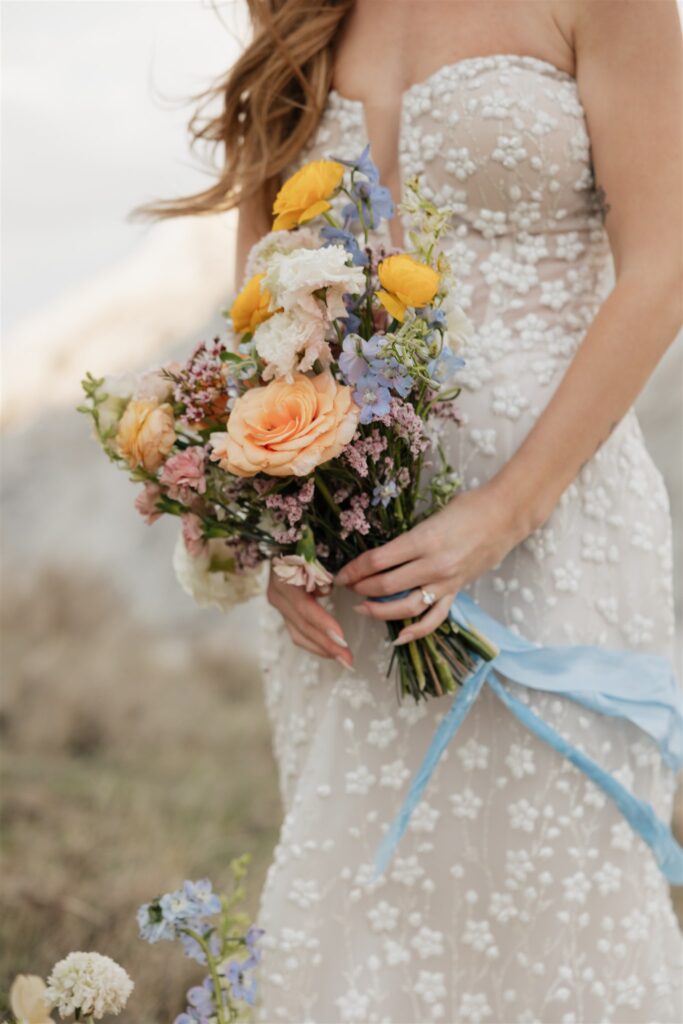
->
[370,591,683,886]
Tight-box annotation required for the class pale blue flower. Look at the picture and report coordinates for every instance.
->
[329,143,379,183]
[342,181,394,230]
[370,356,413,398]
[353,371,392,424]
[319,225,368,266]
[372,480,399,507]
[183,878,222,917]
[427,349,465,384]
[137,902,175,944]
[225,959,258,1006]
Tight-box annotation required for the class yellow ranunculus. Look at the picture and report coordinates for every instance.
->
[375,254,440,322]
[272,159,345,230]
[230,272,274,335]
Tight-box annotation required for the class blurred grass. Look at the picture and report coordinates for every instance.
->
[0,566,281,1022]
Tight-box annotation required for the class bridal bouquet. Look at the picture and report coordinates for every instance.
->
[79,144,496,701]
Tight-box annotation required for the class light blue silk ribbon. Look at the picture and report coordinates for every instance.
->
[370,591,683,885]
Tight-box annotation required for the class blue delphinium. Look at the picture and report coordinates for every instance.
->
[183,878,222,916]
[353,371,392,424]
[427,348,465,384]
[329,143,380,183]
[319,224,368,266]
[372,480,399,507]
[369,356,414,398]
[339,333,385,386]
[342,179,395,231]
[224,957,258,1006]
[175,978,217,1024]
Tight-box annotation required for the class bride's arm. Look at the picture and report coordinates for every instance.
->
[336,0,683,642]
[234,191,355,666]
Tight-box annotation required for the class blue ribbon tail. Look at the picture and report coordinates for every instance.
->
[487,673,683,885]
[370,658,494,884]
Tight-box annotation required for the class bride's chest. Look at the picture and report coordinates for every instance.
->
[286,56,602,240]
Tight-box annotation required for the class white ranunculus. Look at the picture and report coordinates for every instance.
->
[244,226,320,280]
[440,288,475,351]
[172,531,266,612]
[263,243,366,321]
[45,952,133,1020]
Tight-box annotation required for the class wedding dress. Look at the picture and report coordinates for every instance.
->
[252,54,683,1024]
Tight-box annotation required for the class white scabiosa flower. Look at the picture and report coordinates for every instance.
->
[172,531,266,612]
[44,952,133,1020]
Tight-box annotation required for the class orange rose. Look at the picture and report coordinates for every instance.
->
[115,397,176,472]
[209,371,359,477]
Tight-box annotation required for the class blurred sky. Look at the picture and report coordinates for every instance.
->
[2,0,249,336]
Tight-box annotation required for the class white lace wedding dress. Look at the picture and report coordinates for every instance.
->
[252,55,683,1024]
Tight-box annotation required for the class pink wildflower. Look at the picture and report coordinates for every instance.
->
[134,482,163,524]
[159,447,207,502]
[181,512,207,558]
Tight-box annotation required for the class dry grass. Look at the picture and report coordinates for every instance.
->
[0,566,281,1022]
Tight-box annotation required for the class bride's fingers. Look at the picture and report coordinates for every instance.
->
[349,557,437,599]
[353,583,446,621]
[392,594,454,645]
[286,622,330,659]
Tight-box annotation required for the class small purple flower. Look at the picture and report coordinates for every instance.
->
[342,181,395,230]
[225,958,258,1006]
[329,143,380,183]
[369,356,414,398]
[372,480,399,507]
[319,225,368,266]
[180,922,222,965]
[137,902,176,944]
[353,371,392,424]
[339,334,368,385]
[427,349,466,384]
[183,878,222,917]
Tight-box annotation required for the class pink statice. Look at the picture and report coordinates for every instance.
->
[378,398,431,456]
[264,478,315,526]
[339,493,372,540]
[232,539,265,573]
[341,428,388,478]
[134,482,163,524]
[172,338,230,426]
[181,512,207,558]
[159,447,207,503]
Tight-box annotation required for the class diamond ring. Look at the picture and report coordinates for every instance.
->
[420,587,437,607]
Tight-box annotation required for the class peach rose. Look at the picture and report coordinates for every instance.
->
[115,397,176,472]
[209,370,360,477]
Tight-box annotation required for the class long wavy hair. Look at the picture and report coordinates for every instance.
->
[129,0,355,228]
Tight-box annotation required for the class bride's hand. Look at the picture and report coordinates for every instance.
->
[334,482,528,645]
[266,563,354,668]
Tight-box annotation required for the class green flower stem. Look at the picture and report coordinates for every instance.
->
[181,927,229,1024]
[314,473,341,516]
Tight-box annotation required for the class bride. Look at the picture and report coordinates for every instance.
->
[137,0,683,1020]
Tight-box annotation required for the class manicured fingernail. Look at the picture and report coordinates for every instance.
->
[335,655,355,672]
[392,633,413,646]
[326,628,348,648]
[352,605,370,616]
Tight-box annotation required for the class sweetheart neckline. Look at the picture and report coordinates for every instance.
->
[327,52,577,108]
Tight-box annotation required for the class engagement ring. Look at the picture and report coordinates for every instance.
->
[420,587,437,607]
